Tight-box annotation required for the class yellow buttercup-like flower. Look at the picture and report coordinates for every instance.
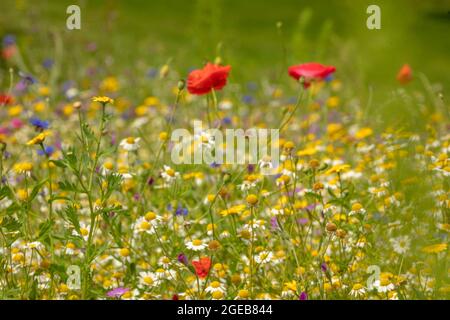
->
[325,164,351,175]
[92,96,114,104]
[26,132,47,146]
[422,243,447,254]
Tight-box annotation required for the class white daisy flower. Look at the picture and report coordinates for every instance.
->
[254,251,273,264]
[390,236,411,255]
[205,281,226,295]
[349,283,366,298]
[185,239,208,251]
[161,165,179,184]
[120,137,141,151]
[138,271,160,288]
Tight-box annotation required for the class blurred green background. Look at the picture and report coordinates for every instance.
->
[0,0,449,110]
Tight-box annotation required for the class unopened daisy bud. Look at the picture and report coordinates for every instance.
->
[313,182,324,191]
[276,21,283,29]
[73,101,82,109]
[208,240,221,251]
[177,79,185,91]
[246,194,258,206]
[336,229,347,238]
[40,260,51,269]
[214,56,222,65]
[231,274,241,285]
[222,173,231,182]
[159,131,168,141]
[309,159,320,169]
[326,222,337,232]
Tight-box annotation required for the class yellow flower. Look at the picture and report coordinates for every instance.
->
[100,77,119,92]
[355,127,373,139]
[92,96,114,104]
[26,132,47,146]
[13,162,33,173]
[422,243,447,254]
[17,189,28,201]
[8,105,23,117]
[325,164,350,175]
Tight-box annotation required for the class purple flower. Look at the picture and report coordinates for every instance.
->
[321,262,328,272]
[299,292,308,300]
[3,34,16,47]
[297,218,309,225]
[270,217,279,231]
[175,206,188,216]
[177,253,188,265]
[37,146,55,156]
[106,287,129,298]
[30,117,50,130]
[210,162,221,168]
[42,58,54,69]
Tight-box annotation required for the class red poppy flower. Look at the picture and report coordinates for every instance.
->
[187,63,231,95]
[192,257,211,279]
[0,94,14,106]
[288,62,336,88]
[2,46,17,60]
[397,64,412,84]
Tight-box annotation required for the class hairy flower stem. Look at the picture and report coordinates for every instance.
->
[82,102,107,298]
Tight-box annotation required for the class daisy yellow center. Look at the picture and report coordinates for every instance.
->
[238,289,249,298]
[212,291,223,299]
[104,162,114,170]
[162,257,170,263]
[352,203,363,211]
[352,283,363,290]
[166,168,175,177]
[122,291,132,299]
[143,276,154,285]
[192,239,203,246]
[145,211,156,221]
[140,221,151,230]
[67,243,76,249]
[210,281,220,288]
[126,137,135,144]
[80,228,89,236]
[119,248,130,257]
[380,278,390,286]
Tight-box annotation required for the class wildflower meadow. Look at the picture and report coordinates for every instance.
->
[0,0,448,301]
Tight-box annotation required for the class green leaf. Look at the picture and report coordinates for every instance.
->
[29,179,48,202]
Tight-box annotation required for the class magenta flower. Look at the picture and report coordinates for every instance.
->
[106,287,129,298]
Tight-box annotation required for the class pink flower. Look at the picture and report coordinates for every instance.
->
[106,287,129,298]
[10,118,23,129]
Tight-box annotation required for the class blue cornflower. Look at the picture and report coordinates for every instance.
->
[242,95,254,104]
[3,34,16,47]
[30,117,50,130]
[175,206,188,216]
[37,146,55,156]
[222,117,232,125]
[42,58,54,69]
